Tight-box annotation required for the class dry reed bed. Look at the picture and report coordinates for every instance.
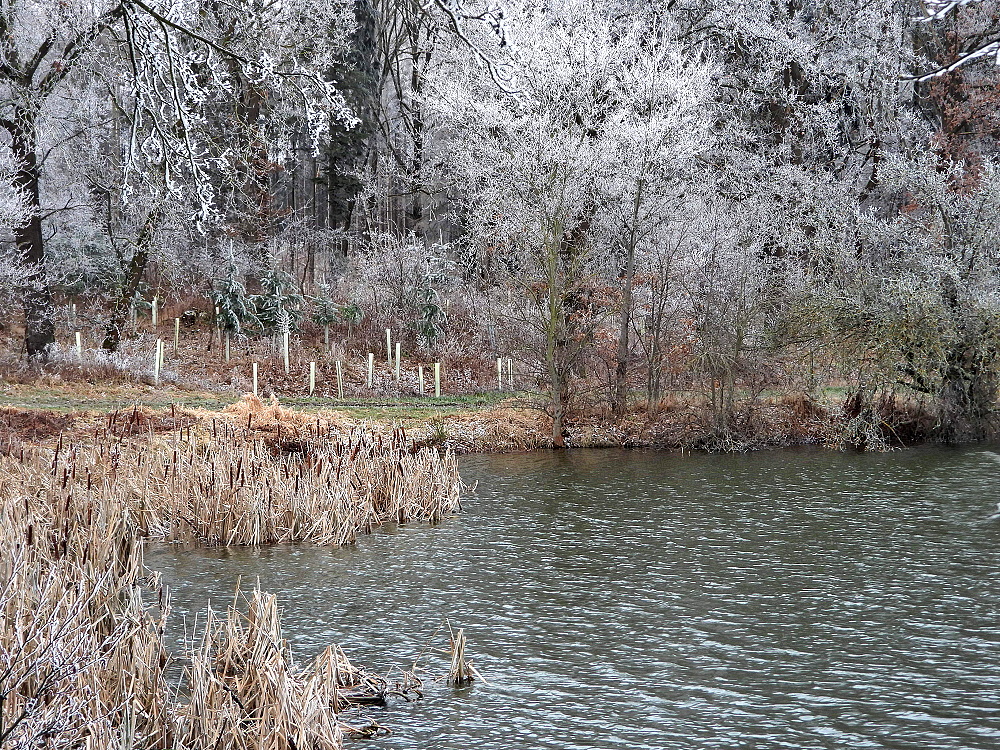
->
[3,422,464,547]
[1,484,172,749]
[0,423,465,749]
[177,590,393,750]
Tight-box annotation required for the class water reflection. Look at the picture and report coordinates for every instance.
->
[147,446,1000,749]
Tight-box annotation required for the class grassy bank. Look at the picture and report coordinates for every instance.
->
[0,380,936,455]
[0,320,945,453]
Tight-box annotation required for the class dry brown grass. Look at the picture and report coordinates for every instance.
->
[0,421,466,749]
[424,406,550,452]
[0,406,76,440]
[0,406,78,457]
[0,457,171,749]
[224,392,311,424]
[104,404,199,437]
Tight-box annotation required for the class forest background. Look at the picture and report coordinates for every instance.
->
[3,0,1000,450]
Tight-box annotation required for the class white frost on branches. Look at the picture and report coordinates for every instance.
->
[0,145,28,231]
[916,0,1000,79]
[426,2,714,273]
[0,0,356,228]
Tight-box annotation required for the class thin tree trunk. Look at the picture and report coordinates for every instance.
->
[645,275,669,414]
[550,376,566,448]
[612,246,636,417]
[545,240,567,449]
[102,209,161,351]
[613,180,645,417]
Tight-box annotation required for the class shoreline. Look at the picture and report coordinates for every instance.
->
[0,383,936,454]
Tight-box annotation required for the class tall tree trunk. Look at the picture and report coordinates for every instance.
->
[612,180,645,417]
[102,209,161,352]
[406,45,430,232]
[10,110,54,358]
[543,235,568,449]
[612,244,636,417]
[544,209,595,448]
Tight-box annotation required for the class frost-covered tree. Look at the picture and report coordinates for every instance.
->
[210,257,258,336]
[0,144,29,321]
[0,144,26,230]
[252,270,304,333]
[916,0,1000,79]
[0,0,353,356]
[865,155,1000,440]
[596,30,712,415]
[427,1,713,444]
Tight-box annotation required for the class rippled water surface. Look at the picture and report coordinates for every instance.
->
[148,447,1000,749]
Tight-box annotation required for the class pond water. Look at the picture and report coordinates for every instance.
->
[147,446,1000,749]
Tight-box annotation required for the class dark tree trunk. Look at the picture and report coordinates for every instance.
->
[10,110,54,358]
[612,178,647,417]
[544,209,596,448]
[406,45,430,232]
